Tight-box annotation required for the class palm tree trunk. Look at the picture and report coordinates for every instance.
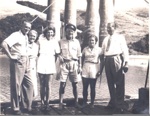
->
[99,0,114,46]
[64,0,76,26]
[47,0,60,40]
[82,0,100,49]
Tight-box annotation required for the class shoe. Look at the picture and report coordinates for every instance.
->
[89,103,94,108]
[12,110,22,115]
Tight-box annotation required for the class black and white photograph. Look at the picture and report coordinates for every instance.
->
[0,0,149,115]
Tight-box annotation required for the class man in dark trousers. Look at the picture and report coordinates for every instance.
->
[101,22,129,114]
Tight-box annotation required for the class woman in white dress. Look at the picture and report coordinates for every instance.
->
[37,26,60,110]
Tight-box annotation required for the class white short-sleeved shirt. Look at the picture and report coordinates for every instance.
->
[4,30,28,56]
[82,46,102,79]
[101,33,129,62]
[59,38,81,60]
[37,36,60,74]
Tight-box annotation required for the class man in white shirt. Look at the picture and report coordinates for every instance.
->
[101,22,129,114]
[1,21,31,115]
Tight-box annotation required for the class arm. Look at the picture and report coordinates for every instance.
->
[99,54,105,75]
[96,54,105,77]
[121,36,129,73]
[1,41,13,59]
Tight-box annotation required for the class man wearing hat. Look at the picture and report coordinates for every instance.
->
[58,23,82,109]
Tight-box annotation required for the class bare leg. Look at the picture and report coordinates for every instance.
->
[90,78,97,108]
[82,77,89,107]
[38,73,45,106]
[72,82,81,108]
[59,82,66,109]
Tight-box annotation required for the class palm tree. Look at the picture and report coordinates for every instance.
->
[47,0,60,40]
[82,0,100,49]
[99,0,114,46]
[64,0,76,26]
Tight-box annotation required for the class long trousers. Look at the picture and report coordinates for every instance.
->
[105,55,125,109]
[10,56,33,111]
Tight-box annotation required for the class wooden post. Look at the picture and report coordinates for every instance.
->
[99,0,114,47]
[47,0,60,40]
[82,0,100,50]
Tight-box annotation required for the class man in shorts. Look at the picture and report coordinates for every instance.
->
[58,23,82,109]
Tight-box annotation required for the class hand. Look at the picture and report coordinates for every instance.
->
[122,65,128,73]
[96,71,101,78]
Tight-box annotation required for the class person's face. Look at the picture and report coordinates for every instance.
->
[46,30,54,38]
[21,22,31,35]
[107,23,115,35]
[65,28,74,40]
[28,32,37,44]
[88,37,96,48]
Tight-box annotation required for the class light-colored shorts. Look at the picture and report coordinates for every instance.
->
[82,62,100,79]
[59,60,81,82]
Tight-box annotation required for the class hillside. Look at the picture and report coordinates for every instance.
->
[0,0,149,55]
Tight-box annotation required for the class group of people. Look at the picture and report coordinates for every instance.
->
[1,20,129,115]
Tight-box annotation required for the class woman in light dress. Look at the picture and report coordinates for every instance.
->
[37,26,60,110]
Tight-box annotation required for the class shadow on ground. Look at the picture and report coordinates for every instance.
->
[1,98,138,115]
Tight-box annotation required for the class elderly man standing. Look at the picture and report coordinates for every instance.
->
[58,23,82,109]
[101,22,129,114]
[1,21,31,115]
